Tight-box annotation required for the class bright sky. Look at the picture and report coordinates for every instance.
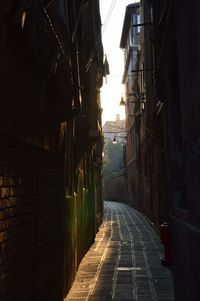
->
[100,0,139,125]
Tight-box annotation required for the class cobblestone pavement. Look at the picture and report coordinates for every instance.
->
[65,201,174,301]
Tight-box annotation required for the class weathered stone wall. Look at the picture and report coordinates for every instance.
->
[0,0,104,300]
[171,1,200,300]
[150,0,200,300]
[0,135,65,301]
[103,174,128,203]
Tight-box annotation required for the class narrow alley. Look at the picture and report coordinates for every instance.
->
[1,1,200,301]
[65,201,174,301]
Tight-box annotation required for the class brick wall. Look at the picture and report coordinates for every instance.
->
[0,135,65,301]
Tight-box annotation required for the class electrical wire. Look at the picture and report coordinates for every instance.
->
[42,7,65,57]
[102,0,118,34]
[43,0,56,9]
[102,0,116,28]
[102,0,114,27]
[102,0,117,34]
[86,0,118,72]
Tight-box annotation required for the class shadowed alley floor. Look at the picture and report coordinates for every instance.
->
[65,201,174,301]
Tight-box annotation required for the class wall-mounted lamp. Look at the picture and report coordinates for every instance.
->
[119,96,126,106]
[119,92,146,106]
[112,136,117,144]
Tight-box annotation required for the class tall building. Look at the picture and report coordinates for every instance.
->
[0,1,104,300]
[120,2,142,210]
[121,1,200,300]
[120,1,168,228]
[147,1,200,300]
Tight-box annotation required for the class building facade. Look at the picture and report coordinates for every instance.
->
[102,116,127,202]
[121,0,200,300]
[120,2,141,210]
[103,116,126,144]
[120,1,169,229]
[149,1,200,300]
[0,1,104,300]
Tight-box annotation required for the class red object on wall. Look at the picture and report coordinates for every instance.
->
[160,222,172,266]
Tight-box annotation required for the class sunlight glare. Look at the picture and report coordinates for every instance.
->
[100,0,139,125]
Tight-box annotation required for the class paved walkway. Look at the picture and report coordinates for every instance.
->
[65,201,174,301]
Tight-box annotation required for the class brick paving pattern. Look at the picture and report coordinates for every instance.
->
[65,201,174,301]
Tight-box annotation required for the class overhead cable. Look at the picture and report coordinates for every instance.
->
[102,0,118,34]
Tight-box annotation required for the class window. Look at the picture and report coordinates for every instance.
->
[137,15,141,33]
